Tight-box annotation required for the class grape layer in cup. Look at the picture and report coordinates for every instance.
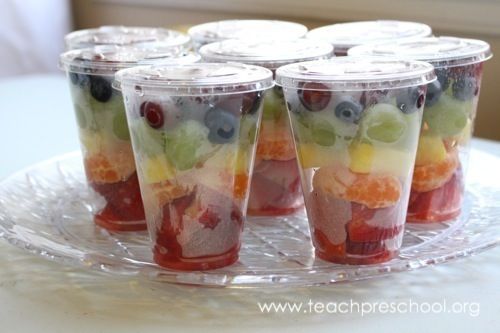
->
[115,63,273,270]
[59,46,200,231]
[200,39,333,216]
[349,37,492,223]
[65,25,191,51]
[307,20,432,56]
[276,58,435,264]
[188,20,307,50]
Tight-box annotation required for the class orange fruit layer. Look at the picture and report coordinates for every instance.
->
[313,166,402,209]
[412,148,459,193]
[256,124,296,161]
[84,150,136,184]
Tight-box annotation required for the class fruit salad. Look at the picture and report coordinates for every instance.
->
[306,20,432,56]
[65,25,191,51]
[276,58,435,264]
[199,39,333,216]
[188,20,308,50]
[349,37,492,223]
[115,63,273,270]
[60,45,200,231]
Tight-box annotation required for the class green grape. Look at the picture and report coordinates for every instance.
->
[424,94,469,137]
[311,120,336,146]
[112,111,130,141]
[361,103,407,144]
[262,92,284,121]
[164,120,207,171]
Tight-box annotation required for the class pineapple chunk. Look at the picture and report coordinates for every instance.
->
[297,143,333,169]
[349,142,374,174]
[143,155,176,184]
[415,135,447,166]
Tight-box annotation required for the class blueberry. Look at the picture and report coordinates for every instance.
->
[69,72,89,87]
[204,107,237,144]
[334,96,363,123]
[397,87,424,114]
[90,76,113,103]
[425,80,443,107]
[452,77,477,101]
[435,68,450,91]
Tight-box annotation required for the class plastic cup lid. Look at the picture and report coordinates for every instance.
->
[348,36,492,68]
[306,20,432,53]
[275,57,436,91]
[114,62,274,96]
[199,39,333,70]
[65,25,191,51]
[188,20,307,45]
[59,44,200,75]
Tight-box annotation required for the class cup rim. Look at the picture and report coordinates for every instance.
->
[114,62,274,96]
[65,25,191,50]
[348,36,493,68]
[199,39,334,70]
[275,57,436,91]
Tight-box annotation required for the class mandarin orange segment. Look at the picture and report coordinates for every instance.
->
[233,173,249,199]
[256,124,296,161]
[412,148,459,193]
[313,166,402,209]
[84,151,136,184]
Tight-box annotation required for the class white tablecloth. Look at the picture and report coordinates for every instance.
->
[0,75,499,333]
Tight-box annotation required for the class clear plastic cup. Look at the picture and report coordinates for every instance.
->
[65,25,191,51]
[307,20,432,56]
[276,58,435,264]
[349,37,492,223]
[200,39,333,216]
[188,20,307,50]
[114,63,273,270]
[59,45,200,232]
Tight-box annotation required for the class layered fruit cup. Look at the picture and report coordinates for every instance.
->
[114,63,273,270]
[307,20,432,56]
[349,37,492,223]
[59,45,200,231]
[188,20,308,50]
[64,25,191,51]
[200,39,334,216]
[276,58,436,264]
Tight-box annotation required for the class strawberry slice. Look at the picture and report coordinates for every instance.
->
[347,203,402,242]
[407,167,463,222]
[91,172,146,230]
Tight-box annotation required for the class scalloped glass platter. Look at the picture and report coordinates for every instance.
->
[0,150,499,287]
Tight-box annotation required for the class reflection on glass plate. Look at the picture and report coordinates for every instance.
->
[0,151,499,287]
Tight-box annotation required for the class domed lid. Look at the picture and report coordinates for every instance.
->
[60,44,200,75]
[276,57,436,91]
[188,20,307,46]
[199,39,333,69]
[65,25,190,51]
[348,36,492,68]
[307,20,432,54]
[114,62,274,96]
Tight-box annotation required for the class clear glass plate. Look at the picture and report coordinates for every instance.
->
[0,151,499,287]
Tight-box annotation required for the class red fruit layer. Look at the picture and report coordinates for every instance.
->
[90,172,146,231]
[154,187,243,271]
[407,166,463,223]
[347,203,403,242]
[248,158,303,216]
